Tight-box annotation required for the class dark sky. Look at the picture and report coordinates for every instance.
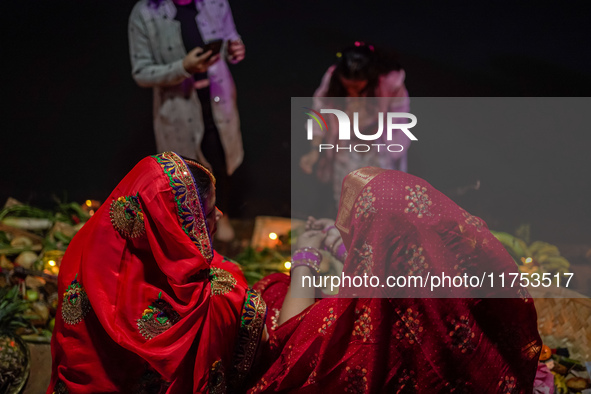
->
[1,1,590,243]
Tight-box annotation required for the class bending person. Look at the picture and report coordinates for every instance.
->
[300,43,411,209]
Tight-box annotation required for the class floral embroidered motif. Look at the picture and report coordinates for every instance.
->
[270,308,281,331]
[210,267,236,296]
[318,307,336,335]
[353,243,374,276]
[306,355,319,385]
[344,366,368,393]
[61,274,91,325]
[137,292,180,340]
[393,369,417,393]
[53,379,68,394]
[448,315,476,353]
[404,185,432,218]
[353,306,372,342]
[110,193,145,238]
[405,244,428,276]
[232,289,267,385]
[153,152,213,261]
[208,360,227,394]
[462,211,483,231]
[395,308,423,345]
[354,186,377,219]
[498,375,517,394]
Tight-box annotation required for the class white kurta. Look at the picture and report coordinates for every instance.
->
[128,0,243,175]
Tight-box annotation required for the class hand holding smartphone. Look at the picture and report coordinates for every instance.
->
[201,39,223,59]
[183,42,221,74]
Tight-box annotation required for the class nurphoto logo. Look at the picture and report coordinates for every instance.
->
[304,107,417,153]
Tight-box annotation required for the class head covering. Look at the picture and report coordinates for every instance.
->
[336,167,524,298]
[49,152,266,393]
[249,168,541,393]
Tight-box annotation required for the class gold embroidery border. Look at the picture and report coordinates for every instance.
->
[336,167,386,236]
[231,289,267,386]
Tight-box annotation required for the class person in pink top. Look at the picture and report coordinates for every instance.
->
[300,42,411,208]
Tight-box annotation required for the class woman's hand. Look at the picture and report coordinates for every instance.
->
[305,216,335,231]
[183,47,220,74]
[295,230,326,250]
[323,227,343,257]
[227,39,245,63]
[303,217,344,260]
[300,150,319,174]
[280,231,324,326]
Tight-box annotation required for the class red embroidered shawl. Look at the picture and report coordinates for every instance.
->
[49,152,266,393]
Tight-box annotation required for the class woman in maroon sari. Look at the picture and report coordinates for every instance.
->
[250,167,541,393]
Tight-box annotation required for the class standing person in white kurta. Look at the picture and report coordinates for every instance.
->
[128,0,244,240]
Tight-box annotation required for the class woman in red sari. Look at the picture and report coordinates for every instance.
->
[48,152,266,393]
[250,167,541,393]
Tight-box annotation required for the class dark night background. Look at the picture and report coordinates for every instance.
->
[1,1,590,245]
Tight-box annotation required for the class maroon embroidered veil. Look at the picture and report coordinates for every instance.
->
[249,167,541,393]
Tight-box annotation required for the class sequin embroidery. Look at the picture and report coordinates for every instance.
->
[61,274,91,325]
[354,186,377,219]
[352,306,373,342]
[110,194,145,238]
[404,185,432,218]
[405,244,428,276]
[210,267,237,296]
[137,293,180,340]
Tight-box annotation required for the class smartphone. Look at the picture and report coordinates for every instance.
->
[202,39,223,58]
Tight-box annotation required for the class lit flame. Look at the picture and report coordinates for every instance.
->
[269,232,278,240]
[284,261,292,270]
[85,200,92,207]
[524,257,533,264]
[48,260,56,267]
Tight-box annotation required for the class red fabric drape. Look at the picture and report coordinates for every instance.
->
[249,168,541,393]
[49,153,264,393]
